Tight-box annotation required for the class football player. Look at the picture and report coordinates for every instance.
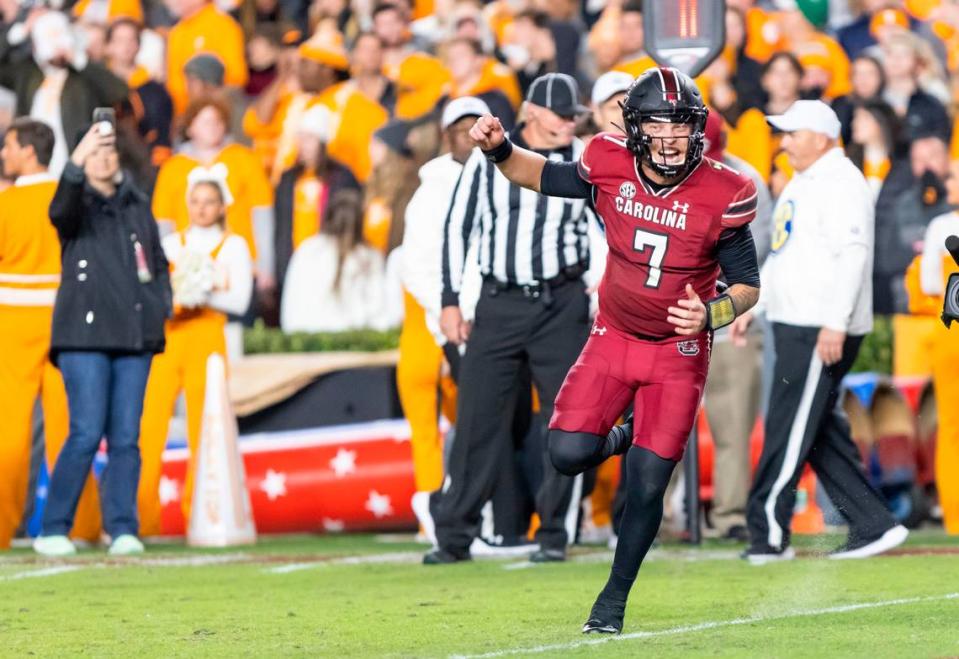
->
[469,67,761,634]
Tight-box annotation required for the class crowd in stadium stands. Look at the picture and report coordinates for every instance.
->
[1,0,958,555]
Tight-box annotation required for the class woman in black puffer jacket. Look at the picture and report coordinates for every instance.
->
[33,123,171,558]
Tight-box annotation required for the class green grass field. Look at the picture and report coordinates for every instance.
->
[1,531,957,657]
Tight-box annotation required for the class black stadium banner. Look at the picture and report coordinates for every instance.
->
[643,0,727,79]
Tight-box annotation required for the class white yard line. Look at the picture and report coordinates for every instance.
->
[452,592,959,658]
[0,566,84,581]
[122,553,251,567]
[266,562,325,574]
[264,551,423,574]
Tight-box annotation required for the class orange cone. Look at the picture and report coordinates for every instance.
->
[792,467,825,534]
[187,353,257,547]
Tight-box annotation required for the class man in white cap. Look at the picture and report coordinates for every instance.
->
[590,71,634,134]
[731,100,908,563]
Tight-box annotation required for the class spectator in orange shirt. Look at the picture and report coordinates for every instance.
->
[777,1,852,100]
[614,0,645,71]
[723,51,803,184]
[153,96,275,297]
[73,0,144,24]
[444,37,517,130]
[393,51,450,120]
[165,0,247,115]
[761,52,806,187]
[351,32,396,114]
[244,31,348,180]
[728,0,783,63]
[374,2,417,79]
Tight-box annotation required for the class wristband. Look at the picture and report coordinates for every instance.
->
[706,293,736,330]
[483,138,513,163]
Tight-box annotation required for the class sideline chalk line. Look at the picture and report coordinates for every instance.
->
[452,592,959,658]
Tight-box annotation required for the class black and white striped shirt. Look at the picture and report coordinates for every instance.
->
[441,129,591,306]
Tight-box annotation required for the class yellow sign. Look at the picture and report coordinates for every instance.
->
[771,200,794,253]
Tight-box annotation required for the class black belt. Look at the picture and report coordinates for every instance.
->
[632,331,676,342]
[483,265,586,306]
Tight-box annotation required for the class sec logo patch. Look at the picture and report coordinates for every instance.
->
[771,200,794,253]
[619,181,636,200]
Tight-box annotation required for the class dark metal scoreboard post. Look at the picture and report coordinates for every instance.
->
[644,0,727,545]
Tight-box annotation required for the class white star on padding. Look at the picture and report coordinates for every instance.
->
[329,448,357,477]
[260,469,287,501]
[365,490,393,518]
[159,476,180,506]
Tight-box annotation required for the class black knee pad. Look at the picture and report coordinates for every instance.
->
[548,430,604,476]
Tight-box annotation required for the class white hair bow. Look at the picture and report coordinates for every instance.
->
[186,163,234,207]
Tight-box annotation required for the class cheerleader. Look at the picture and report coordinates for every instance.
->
[137,164,253,536]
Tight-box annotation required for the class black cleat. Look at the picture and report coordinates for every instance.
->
[582,596,626,634]
[422,548,471,565]
[529,547,566,563]
[606,414,634,458]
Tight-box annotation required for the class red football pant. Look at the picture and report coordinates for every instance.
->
[549,317,710,461]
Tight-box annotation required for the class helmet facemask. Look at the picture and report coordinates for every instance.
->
[621,104,708,180]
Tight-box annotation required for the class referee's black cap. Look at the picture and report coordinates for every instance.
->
[526,73,589,118]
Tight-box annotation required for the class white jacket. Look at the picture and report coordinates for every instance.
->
[757,148,874,335]
[281,235,392,332]
[402,153,483,346]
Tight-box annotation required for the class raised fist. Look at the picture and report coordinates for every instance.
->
[469,114,506,151]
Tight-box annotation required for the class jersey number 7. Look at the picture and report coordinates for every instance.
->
[633,228,669,288]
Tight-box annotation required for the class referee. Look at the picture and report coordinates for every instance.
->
[425,73,596,564]
[731,101,907,564]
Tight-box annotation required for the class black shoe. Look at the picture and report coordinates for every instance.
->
[582,596,626,634]
[606,413,634,457]
[422,548,470,565]
[722,525,749,542]
[529,547,566,563]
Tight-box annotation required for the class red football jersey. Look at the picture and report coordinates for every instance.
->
[578,132,758,338]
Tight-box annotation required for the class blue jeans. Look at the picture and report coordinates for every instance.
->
[42,351,153,538]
